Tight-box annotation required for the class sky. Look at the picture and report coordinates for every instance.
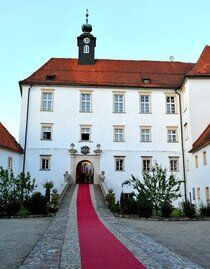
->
[1,0,210,140]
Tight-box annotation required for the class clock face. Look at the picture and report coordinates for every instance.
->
[83,37,90,44]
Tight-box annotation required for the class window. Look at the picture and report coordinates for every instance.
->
[203,151,207,165]
[197,187,201,200]
[40,155,51,170]
[166,96,176,114]
[41,124,53,140]
[187,159,190,171]
[205,187,209,202]
[113,93,124,113]
[81,93,91,112]
[169,157,179,172]
[140,95,150,113]
[195,155,198,168]
[184,123,188,140]
[115,156,125,171]
[192,187,196,201]
[142,157,152,172]
[80,125,91,141]
[113,126,125,142]
[140,127,151,142]
[8,157,13,169]
[41,91,53,111]
[167,127,178,142]
[83,45,89,53]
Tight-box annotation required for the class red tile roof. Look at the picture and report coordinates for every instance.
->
[189,124,210,153]
[20,58,194,89]
[0,123,23,153]
[187,45,210,76]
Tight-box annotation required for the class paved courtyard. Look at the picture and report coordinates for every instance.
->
[0,185,209,269]
[0,218,52,269]
[117,218,210,269]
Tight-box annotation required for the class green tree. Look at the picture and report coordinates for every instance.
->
[0,167,16,214]
[125,162,183,215]
[14,172,37,204]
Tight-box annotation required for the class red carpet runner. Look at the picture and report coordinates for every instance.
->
[77,184,146,269]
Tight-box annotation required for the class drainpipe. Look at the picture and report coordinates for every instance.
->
[22,85,33,173]
[175,89,187,201]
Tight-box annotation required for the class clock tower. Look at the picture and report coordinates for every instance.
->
[77,10,96,65]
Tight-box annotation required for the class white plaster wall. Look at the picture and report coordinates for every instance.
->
[0,148,22,176]
[187,145,210,205]
[188,79,210,143]
[19,85,184,200]
[181,78,210,201]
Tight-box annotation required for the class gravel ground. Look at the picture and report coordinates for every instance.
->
[116,218,210,269]
[0,217,52,269]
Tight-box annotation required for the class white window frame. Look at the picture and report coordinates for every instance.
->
[8,157,13,170]
[139,93,151,114]
[140,126,151,142]
[167,127,178,143]
[83,45,89,53]
[41,90,54,111]
[80,91,92,112]
[203,151,207,165]
[40,155,51,170]
[114,156,125,171]
[41,124,53,140]
[113,92,125,113]
[166,95,176,114]
[142,157,152,172]
[80,125,92,142]
[113,125,125,142]
[169,157,179,172]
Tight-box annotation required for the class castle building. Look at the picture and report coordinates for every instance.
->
[19,13,210,203]
[0,122,23,175]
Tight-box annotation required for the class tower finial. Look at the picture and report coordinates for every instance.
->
[86,9,89,24]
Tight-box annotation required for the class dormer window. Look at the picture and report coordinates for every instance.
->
[142,77,151,84]
[83,45,89,54]
[46,74,56,80]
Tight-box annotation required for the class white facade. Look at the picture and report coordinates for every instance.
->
[180,77,210,205]
[187,145,210,205]
[19,84,184,200]
[0,148,22,176]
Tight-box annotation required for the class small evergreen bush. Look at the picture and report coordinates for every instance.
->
[105,192,116,209]
[16,205,30,217]
[138,193,153,218]
[199,202,210,217]
[124,197,138,215]
[160,200,173,217]
[27,192,46,215]
[182,200,196,218]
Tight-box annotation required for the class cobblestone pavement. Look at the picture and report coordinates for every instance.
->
[1,184,209,269]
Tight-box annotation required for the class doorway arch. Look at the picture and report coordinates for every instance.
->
[76,160,94,184]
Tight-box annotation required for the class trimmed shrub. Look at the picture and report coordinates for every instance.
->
[105,193,116,209]
[182,200,196,218]
[110,202,120,214]
[124,197,138,215]
[27,192,46,215]
[199,202,210,217]
[49,193,59,213]
[16,205,30,217]
[138,193,153,218]
[160,200,173,217]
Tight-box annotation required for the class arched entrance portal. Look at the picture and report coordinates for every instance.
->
[76,160,94,184]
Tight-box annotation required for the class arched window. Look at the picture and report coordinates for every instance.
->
[83,45,89,54]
